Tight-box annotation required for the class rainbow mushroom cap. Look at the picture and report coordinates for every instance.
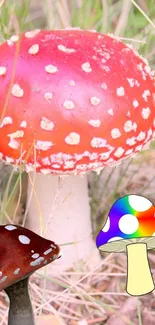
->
[0,224,61,325]
[96,194,155,296]
[0,29,155,270]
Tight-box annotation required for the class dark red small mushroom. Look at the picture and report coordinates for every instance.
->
[0,224,61,325]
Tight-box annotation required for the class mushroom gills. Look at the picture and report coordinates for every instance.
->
[4,277,34,325]
[126,242,154,296]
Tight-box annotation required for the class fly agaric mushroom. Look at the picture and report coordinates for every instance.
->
[0,29,154,270]
[0,224,61,325]
[96,194,155,296]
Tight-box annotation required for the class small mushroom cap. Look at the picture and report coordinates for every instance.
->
[0,225,60,291]
[0,29,154,175]
[96,194,155,252]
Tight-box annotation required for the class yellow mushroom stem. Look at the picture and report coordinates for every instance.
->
[126,242,154,296]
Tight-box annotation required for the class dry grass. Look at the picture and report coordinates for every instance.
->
[0,0,155,324]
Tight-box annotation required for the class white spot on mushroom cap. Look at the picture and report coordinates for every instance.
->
[91,137,106,148]
[135,144,143,151]
[5,156,14,163]
[8,139,19,149]
[127,78,140,87]
[18,235,31,245]
[102,65,110,72]
[137,131,146,141]
[105,158,115,166]
[142,107,151,119]
[101,83,107,90]
[124,121,137,132]
[40,168,52,175]
[14,268,20,275]
[102,52,111,60]
[64,161,75,169]
[125,149,133,155]
[52,254,58,261]
[0,117,13,128]
[35,140,53,151]
[0,67,6,76]
[0,272,2,277]
[133,100,139,108]
[88,119,101,127]
[90,97,101,106]
[0,276,7,283]
[114,147,125,157]
[119,214,139,234]
[51,243,57,249]
[7,39,13,46]
[26,164,35,172]
[58,44,76,53]
[44,248,53,255]
[82,62,92,73]
[126,137,137,146]
[128,195,152,212]
[8,130,24,139]
[25,29,41,38]
[144,132,152,146]
[100,152,111,160]
[40,117,54,131]
[65,132,80,145]
[42,157,51,165]
[5,225,17,231]
[107,108,114,116]
[28,44,39,55]
[10,35,19,43]
[30,257,44,266]
[63,100,75,110]
[116,87,125,96]
[20,121,27,128]
[44,92,53,102]
[69,80,75,86]
[102,217,110,232]
[145,64,152,74]
[12,84,24,98]
[108,237,123,243]
[45,65,58,74]
[111,128,121,139]
[32,253,40,259]
[142,90,151,102]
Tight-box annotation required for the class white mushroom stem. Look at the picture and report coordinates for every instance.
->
[25,173,100,271]
[126,242,154,296]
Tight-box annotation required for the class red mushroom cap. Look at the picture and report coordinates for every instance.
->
[0,224,60,291]
[0,29,154,174]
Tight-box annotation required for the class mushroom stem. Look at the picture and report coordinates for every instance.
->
[126,242,154,296]
[26,173,100,271]
[5,277,34,325]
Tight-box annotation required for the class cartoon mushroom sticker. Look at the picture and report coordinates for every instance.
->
[0,29,155,270]
[0,224,61,325]
[96,194,155,296]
